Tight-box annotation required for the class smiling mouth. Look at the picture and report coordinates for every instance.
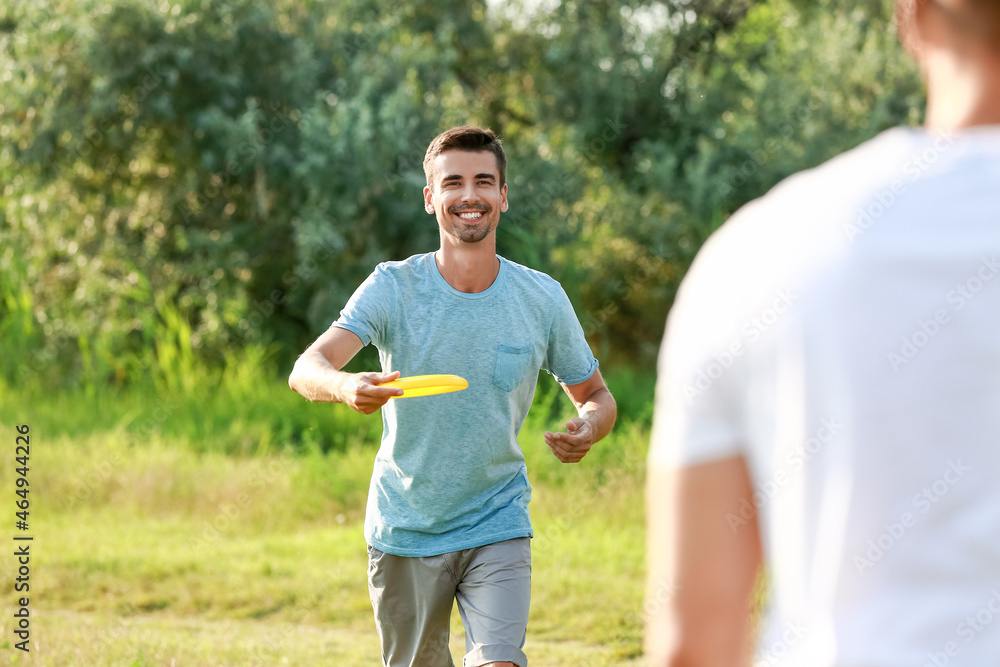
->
[455,210,486,221]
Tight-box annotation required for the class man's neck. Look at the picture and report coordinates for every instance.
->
[924,51,1000,130]
[434,239,500,294]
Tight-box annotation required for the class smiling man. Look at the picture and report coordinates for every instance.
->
[289,126,616,667]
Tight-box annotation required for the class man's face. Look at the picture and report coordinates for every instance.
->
[424,150,508,245]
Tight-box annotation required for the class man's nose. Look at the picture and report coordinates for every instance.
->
[459,184,479,202]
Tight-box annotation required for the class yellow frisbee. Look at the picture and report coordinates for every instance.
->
[381,374,469,398]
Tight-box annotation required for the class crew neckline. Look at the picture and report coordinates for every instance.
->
[428,252,506,300]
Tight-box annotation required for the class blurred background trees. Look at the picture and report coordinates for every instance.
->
[0,0,921,389]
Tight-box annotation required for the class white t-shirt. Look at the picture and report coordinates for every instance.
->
[650,126,1000,666]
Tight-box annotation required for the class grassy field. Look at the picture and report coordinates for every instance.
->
[0,366,653,665]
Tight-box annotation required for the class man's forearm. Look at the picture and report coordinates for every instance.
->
[288,350,347,403]
[579,388,617,442]
[645,458,762,666]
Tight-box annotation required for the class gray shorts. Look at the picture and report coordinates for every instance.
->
[367,537,531,667]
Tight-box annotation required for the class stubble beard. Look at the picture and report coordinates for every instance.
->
[445,207,495,244]
[452,222,491,243]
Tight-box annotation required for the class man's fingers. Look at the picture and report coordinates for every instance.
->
[546,421,594,460]
[366,384,404,397]
[545,432,589,463]
[544,433,568,449]
[545,430,585,447]
[549,445,583,463]
[360,373,404,396]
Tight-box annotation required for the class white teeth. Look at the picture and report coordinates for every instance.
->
[459,212,483,219]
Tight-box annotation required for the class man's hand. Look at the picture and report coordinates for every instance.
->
[289,328,402,413]
[546,369,616,464]
[339,371,404,414]
[544,416,596,463]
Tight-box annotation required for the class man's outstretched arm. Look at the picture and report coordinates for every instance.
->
[288,326,402,414]
[645,455,763,667]
[544,369,617,463]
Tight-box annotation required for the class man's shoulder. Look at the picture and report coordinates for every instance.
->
[677,129,923,318]
[704,128,920,259]
[368,252,433,283]
[767,127,917,203]
[376,252,432,273]
[500,256,565,298]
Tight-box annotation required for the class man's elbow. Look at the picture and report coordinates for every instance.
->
[647,622,745,667]
[645,618,693,667]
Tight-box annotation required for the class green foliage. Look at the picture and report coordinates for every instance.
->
[0,340,380,455]
[0,0,922,384]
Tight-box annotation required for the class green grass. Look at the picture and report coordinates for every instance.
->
[0,365,653,665]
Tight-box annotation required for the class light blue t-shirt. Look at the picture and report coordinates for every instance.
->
[332,252,599,557]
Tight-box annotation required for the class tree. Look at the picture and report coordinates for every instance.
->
[0,0,922,384]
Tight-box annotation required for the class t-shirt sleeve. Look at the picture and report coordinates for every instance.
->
[649,216,753,470]
[330,264,394,349]
[543,283,600,386]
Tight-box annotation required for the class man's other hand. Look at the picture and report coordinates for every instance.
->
[544,416,595,463]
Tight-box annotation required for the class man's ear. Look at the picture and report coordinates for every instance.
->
[897,0,926,61]
[423,185,434,214]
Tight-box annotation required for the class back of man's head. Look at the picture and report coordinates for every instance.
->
[899,0,1000,49]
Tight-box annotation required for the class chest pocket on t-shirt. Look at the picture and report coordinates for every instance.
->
[492,343,532,391]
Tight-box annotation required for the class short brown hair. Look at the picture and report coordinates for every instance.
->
[423,126,507,188]
[898,0,1000,45]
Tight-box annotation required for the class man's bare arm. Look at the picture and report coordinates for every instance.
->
[646,455,763,667]
[543,369,617,463]
[288,327,402,414]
